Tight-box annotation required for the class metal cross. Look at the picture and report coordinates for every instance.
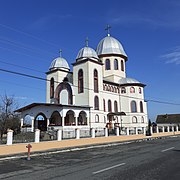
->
[85,37,89,47]
[105,24,111,36]
[59,49,62,57]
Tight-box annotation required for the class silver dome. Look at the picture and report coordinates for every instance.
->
[49,57,70,71]
[119,78,140,85]
[76,46,98,60]
[96,35,127,58]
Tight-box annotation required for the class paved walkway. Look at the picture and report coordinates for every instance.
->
[0,132,180,157]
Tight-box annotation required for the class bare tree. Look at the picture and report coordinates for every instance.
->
[0,94,20,142]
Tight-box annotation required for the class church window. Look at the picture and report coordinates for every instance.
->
[121,87,126,94]
[114,101,118,112]
[130,87,135,93]
[131,101,137,112]
[94,69,99,93]
[50,78,54,98]
[94,96,99,110]
[141,116,144,123]
[103,99,106,112]
[140,101,143,113]
[108,100,112,112]
[139,87,142,94]
[105,59,111,70]
[121,60,124,71]
[114,59,118,70]
[95,114,99,123]
[78,69,83,93]
[132,116,137,123]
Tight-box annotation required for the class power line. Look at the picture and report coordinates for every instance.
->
[0,67,180,106]
[0,23,59,48]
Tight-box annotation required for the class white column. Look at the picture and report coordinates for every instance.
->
[143,127,146,135]
[167,126,170,132]
[116,127,119,136]
[156,126,159,133]
[47,118,50,126]
[162,126,165,133]
[104,128,108,137]
[31,118,34,132]
[62,117,65,127]
[91,128,95,138]
[35,129,40,143]
[126,127,129,136]
[57,129,62,141]
[176,126,179,132]
[20,118,23,127]
[150,127,153,135]
[7,129,13,145]
[75,128,80,139]
[135,127,138,135]
[75,117,78,126]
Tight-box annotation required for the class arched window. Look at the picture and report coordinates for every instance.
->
[121,87,126,94]
[94,69,98,93]
[50,78,54,98]
[108,100,112,112]
[95,114,99,123]
[132,116,137,123]
[114,101,118,112]
[131,101,137,112]
[141,116,144,123]
[105,59,110,70]
[103,99,106,112]
[140,101,143,113]
[139,87,142,94]
[114,59,118,70]
[78,69,83,93]
[121,60,124,71]
[94,96,99,110]
[130,87,135,93]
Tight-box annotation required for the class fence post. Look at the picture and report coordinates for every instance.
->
[156,126,159,133]
[91,128,95,138]
[116,127,119,136]
[75,128,80,139]
[104,128,108,137]
[143,127,146,135]
[57,129,62,141]
[35,129,40,143]
[177,126,179,132]
[7,129,13,145]
[135,127,138,135]
[126,127,129,136]
[150,126,153,135]
[162,126,165,133]
[167,126,170,132]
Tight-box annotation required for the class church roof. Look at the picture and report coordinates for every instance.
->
[76,46,99,61]
[96,35,127,59]
[119,77,146,87]
[49,57,70,71]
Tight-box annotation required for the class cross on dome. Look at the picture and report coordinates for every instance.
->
[85,37,89,47]
[105,24,111,36]
[59,49,62,57]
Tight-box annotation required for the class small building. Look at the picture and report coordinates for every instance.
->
[15,28,149,134]
[156,114,180,132]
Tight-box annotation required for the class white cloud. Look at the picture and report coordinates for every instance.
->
[161,47,180,65]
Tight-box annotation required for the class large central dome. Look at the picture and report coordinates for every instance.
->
[96,35,127,58]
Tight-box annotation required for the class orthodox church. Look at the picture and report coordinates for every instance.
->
[16,27,148,134]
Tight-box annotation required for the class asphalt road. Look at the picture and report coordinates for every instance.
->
[0,136,180,180]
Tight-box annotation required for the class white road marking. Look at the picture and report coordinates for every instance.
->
[161,147,175,152]
[92,163,126,175]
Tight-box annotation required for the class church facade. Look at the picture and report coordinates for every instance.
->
[16,30,148,134]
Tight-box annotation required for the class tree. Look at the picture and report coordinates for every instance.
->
[0,94,20,142]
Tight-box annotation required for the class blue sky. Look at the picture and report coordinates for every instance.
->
[0,0,180,121]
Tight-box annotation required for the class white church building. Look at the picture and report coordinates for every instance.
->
[16,29,148,135]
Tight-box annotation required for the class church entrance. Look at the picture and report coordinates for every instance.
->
[34,113,47,131]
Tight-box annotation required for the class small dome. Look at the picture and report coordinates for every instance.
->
[96,35,127,58]
[49,57,70,71]
[119,77,140,85]
[76,46,98,60]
